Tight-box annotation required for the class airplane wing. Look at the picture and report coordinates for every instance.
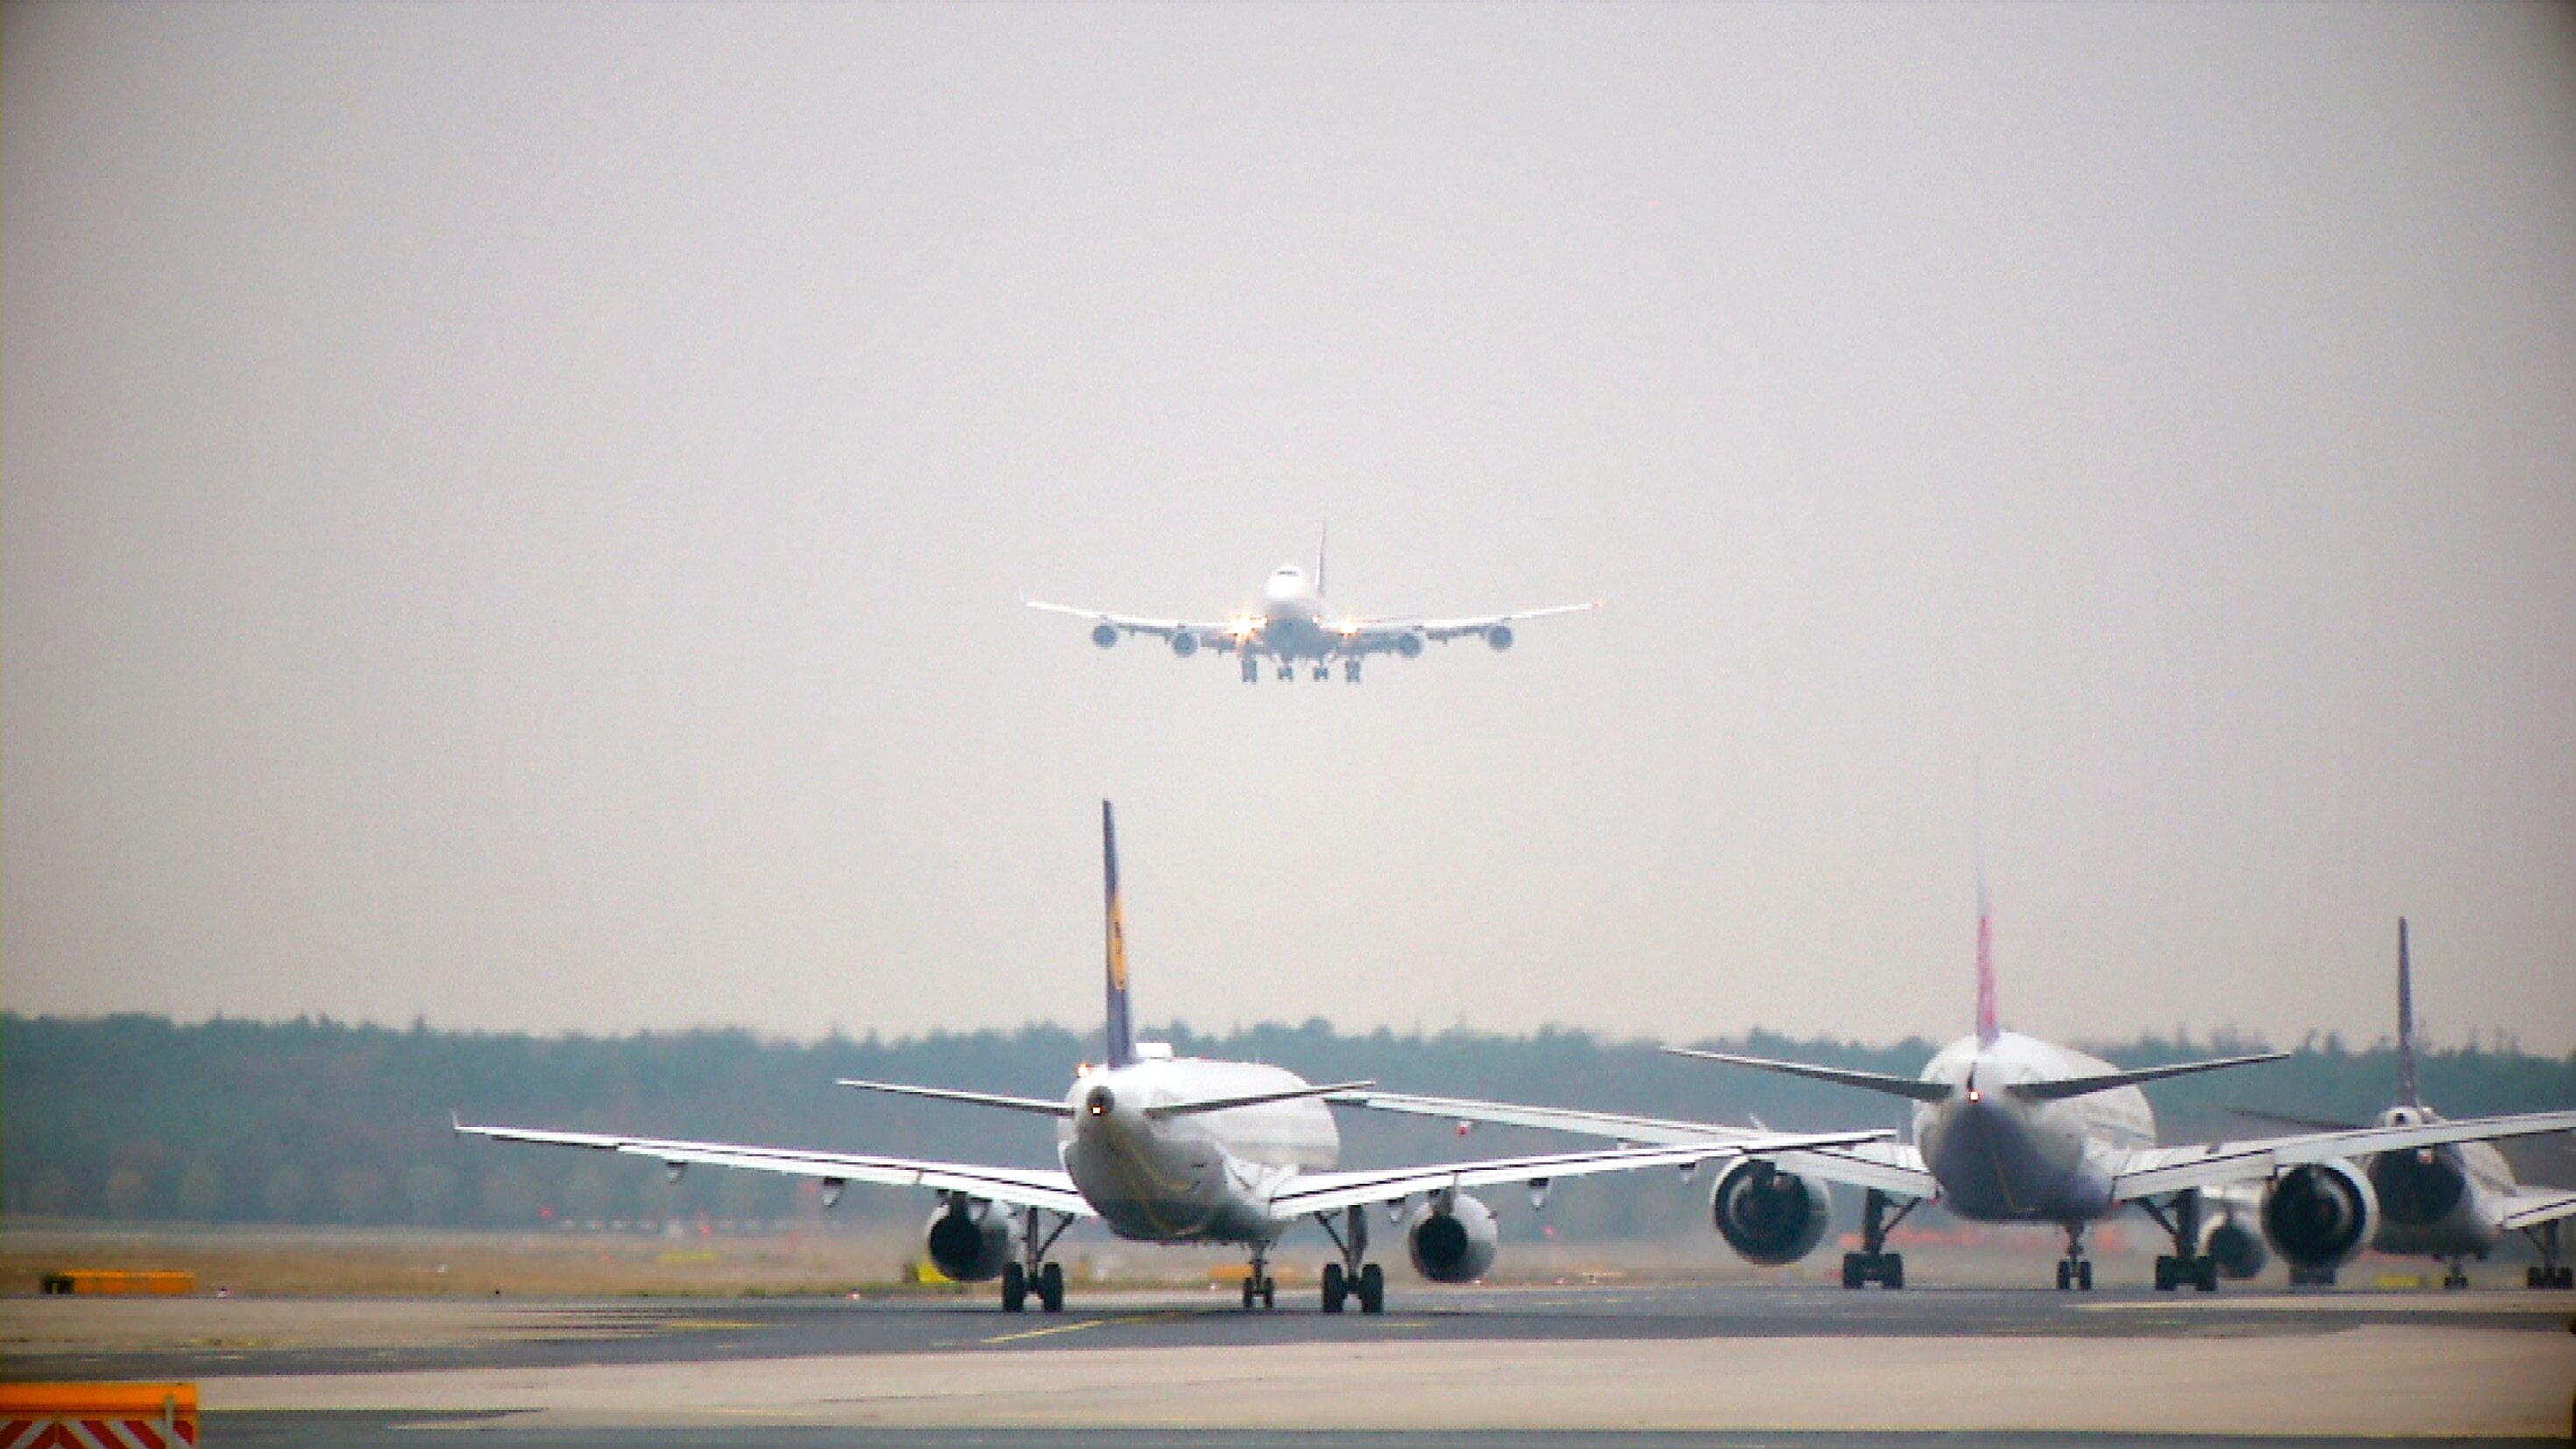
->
[454,1118,1093,1217]
[1023,599,1237,652]
[1269,1127,1891,1219]
[2110,1108,2576,1202]
[1414,601,1603,644]
[2497,1187,2576,1233]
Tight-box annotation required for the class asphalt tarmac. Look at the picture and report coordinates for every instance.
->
[8,1283,2573,1445]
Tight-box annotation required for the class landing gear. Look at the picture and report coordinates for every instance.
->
[1000,1205,1076,1312]
[2523,1221,2572,1289]
[1840,1189,1911,1289]
[1319,1205,1385,1313]
[1241,1242,1277,1311]
[2141,1190,2220,1293]
[1342,658,1362,683]
[2442,1260,2470,1290]
[2054,1224,2095,1291]
[1241,656,1259,683]
[1312,663,1329,682]
[1277,663,1294,682]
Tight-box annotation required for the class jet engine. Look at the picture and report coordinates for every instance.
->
[1708,1159,1831,1266]
[1396,634,1425,659]
[1169,633,1199,658]
[1090,624,1119,649]
[923,1198,1023,1283]
[2198,1198,2269,1280]
[2261,1159,2378,1274]
[1405,1193,1499,1283]
[1486,625,1516,651]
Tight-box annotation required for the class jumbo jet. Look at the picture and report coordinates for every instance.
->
[1338,889,2576,1293]
[1025,534,1599,683]
[2228,920,2576,1290]
[458,803,1882,1314]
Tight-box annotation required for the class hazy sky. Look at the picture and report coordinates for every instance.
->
[7,4,2572,1056]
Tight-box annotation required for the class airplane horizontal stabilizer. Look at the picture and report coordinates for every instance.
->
[1664,1047,1953,1104]
[2007,1051,2289,1103]
[1145,1080,1376,1120]
[837,1078,1075,1118]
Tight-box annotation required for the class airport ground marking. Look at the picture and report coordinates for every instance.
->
[979,1310,1179,1346]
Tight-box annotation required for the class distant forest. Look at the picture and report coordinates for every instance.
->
[8,1014,2573,1242]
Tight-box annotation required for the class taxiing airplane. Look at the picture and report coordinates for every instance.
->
[2230,920,2576,1289]
[458,803,1884,1314]
[1026,534,1599,683]
[1339,891,2576,1292]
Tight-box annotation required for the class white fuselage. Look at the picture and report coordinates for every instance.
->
[1246,566,1343,661]
[1057,1057,1340,1245]
[1911,1031,2158,1226]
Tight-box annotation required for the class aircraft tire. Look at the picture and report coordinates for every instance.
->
[1241,1276,1256,1310]
[1001,1262,1028,1313]
[2077,1261,2093,1291]
[1261,1276,1277,1310]
[1359,1262,1385,1314]
[2056,1262,2071,1291]
[1842,1255,1865,1290]
[1884,1254,1903,1290]
[2195,1257,2219,1293]
[2154,1256,2175,1292]
[1038,1261,1065,1312]
[1322,1263,1347,1313]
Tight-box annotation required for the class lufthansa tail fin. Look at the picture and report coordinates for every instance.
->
[1973,760,1999,1049]
[2396,917,2421,1109]
[1102,800,1137,1070]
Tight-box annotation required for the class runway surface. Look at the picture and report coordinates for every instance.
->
[9,1283,2574,1445]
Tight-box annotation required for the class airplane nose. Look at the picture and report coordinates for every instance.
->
[1085,1085,1115,1120]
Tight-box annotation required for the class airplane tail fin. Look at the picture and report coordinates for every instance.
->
[1974,762,1999,1049]
[1102,800,1137,1070]
[2396,916,2420,1108]
[1315,521,1327,597]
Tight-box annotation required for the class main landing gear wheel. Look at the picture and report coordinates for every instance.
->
[1840,1189,1911,1289]
[1241,657,1259,683]
[1342,659,1362,683]
[2153,1255,2218,1292]
[1318,1205,1386,1314]
[1038,1261,1065,1312]
[1001,1261,1028,1313]
[2527,1265,2574,1290]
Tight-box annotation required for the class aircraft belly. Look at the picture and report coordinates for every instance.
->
[1924,1105,2105,1223]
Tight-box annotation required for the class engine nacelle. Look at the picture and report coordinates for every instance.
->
[1406,1193,1499,1283]
[1169,632,1199,658]
[1396,633,1425,659]
[2194,1204,2276,1282]
[923,1198,1023,1283]
[1486,625,1515,652]
[1708,1159,1832,1266]
[1091,623,1119,649]
[2261,1159,2378,1274]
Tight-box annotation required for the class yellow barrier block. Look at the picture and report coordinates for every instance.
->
[38,1269,196,1295]
[0,1382,197,1447]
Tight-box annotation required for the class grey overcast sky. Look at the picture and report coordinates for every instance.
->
[6,4,2572,1054]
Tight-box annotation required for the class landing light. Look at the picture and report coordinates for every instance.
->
[1966,1087,1982,1104]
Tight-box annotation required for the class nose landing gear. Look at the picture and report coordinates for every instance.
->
[1241,1242,1277,1310]
[2054,1223,2095,1291]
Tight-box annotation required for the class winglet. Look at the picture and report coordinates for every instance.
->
[2396,917,2421,1109]
[1102,800,1136,1070]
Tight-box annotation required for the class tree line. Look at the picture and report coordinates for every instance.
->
[7,1012,2571,1241]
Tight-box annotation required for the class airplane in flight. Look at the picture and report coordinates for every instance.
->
[458,803,1884,1314]
[1025,534,1600,683]
[1338,889,2576,1293]
[2230,920,2576,1289]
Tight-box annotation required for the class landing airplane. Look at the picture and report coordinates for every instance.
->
[457,803,1884,1314]
[2232,920,2576,1289]
[1339,890,2576,1293]
[1025,534,1599,683]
